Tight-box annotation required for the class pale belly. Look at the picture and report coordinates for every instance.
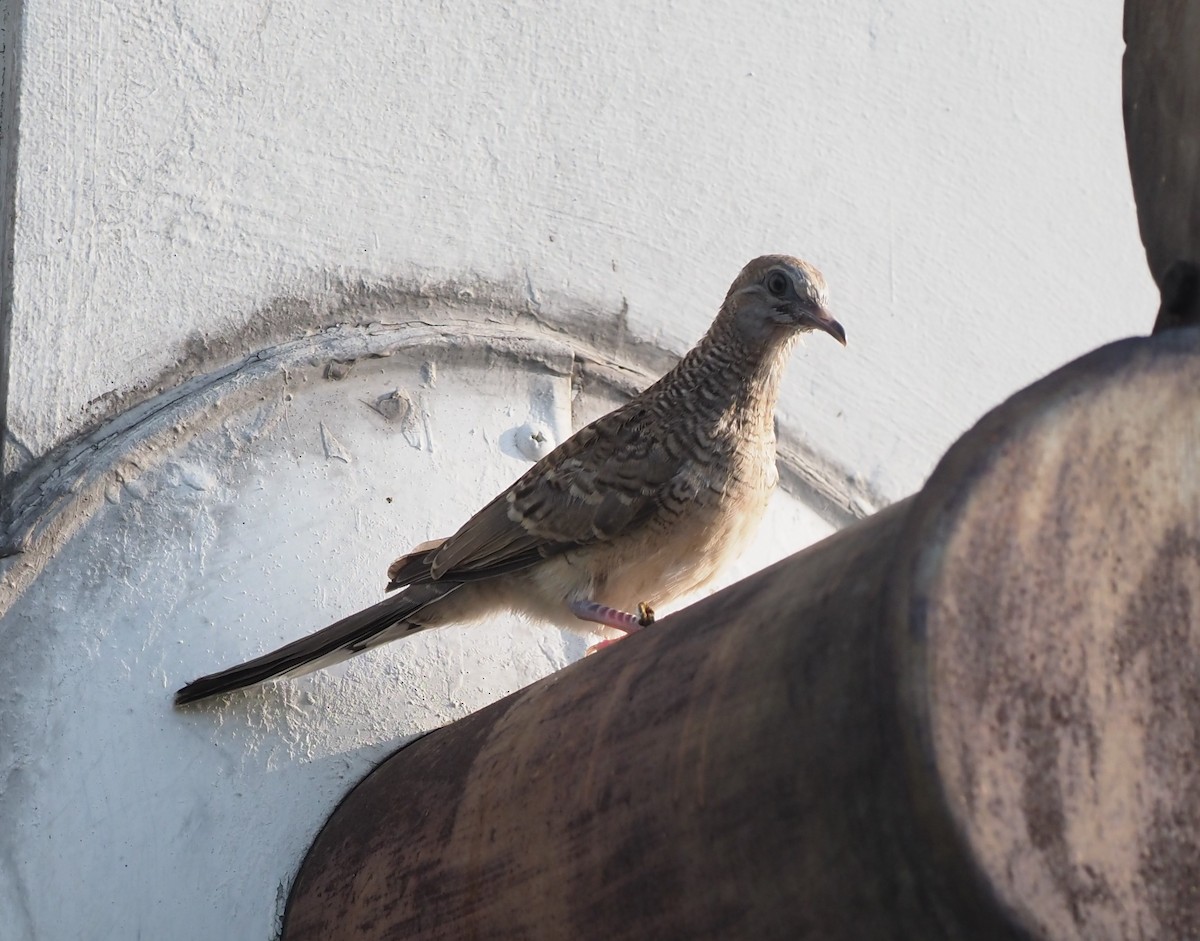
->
[523,474,775,621]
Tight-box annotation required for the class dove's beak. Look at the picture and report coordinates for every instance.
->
[806,307,847,346]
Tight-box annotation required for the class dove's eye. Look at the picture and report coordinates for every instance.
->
[765,271,789,297]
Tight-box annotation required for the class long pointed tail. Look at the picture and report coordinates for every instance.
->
[174,583,461,705]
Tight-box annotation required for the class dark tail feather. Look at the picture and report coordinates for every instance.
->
[174,583,461,706]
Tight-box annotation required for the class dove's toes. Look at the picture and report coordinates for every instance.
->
[585,636,625,656]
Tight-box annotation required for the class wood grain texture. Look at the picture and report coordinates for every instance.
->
[894,327,1200,940]
[283,327,1200,940]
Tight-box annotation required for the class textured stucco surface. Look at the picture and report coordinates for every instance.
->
[3,0,1154,501]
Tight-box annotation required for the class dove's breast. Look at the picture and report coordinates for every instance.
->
[520,435,778,626]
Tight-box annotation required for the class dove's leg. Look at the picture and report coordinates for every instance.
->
[570,600,656,632]
[572,601,655,654]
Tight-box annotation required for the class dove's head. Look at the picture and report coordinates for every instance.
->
[724,255,846,348]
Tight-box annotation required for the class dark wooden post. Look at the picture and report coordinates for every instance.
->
[282,328,1200,941]
[1123,0,1200,330]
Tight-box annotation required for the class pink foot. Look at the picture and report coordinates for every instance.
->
[571,601,656,655]
[586,636,624,655]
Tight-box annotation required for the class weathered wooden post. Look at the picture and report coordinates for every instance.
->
[282,2,1200,937]
[1123,0,1200,331]
[280,328,1199,941]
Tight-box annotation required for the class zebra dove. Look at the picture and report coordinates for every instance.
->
[174,255,845,704]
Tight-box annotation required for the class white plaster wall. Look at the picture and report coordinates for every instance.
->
[5,0,1154,501]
